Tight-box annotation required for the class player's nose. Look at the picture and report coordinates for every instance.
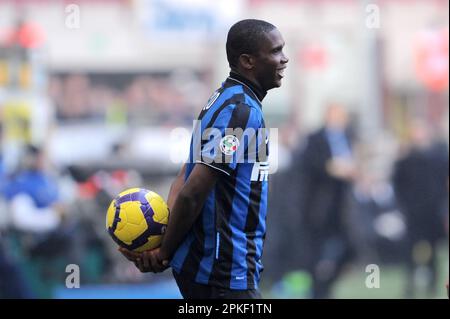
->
[281,52,289,65]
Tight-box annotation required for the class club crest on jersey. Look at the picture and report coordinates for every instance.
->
[220,135,239,155]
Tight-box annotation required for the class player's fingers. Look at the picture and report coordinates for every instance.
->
[136,258,145,272]
[149,251,161,272]
[135,258,141,270]
[157,263,168,273]
[152,251,168,272]
[118,247,139,261]
[119,249,133,261]
[142,251,150,269]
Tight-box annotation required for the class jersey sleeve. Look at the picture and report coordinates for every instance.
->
[197,103,261,176]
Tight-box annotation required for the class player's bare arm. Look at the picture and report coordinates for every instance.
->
[161,163,220,260]
[133,163,187,272]
[167,163,186,211]
[138,163,220,272]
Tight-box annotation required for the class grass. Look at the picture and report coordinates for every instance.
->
[332,241,449,299]
[261,241,449,299]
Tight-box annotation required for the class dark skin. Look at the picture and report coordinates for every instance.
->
[119,27,288,272]
[120,163,219,272]
[236,28,288,91]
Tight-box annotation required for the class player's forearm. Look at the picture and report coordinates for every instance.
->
[167,164,186,211]
[159,189,205,261]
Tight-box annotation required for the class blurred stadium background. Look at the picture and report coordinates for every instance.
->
[0,0,448,299]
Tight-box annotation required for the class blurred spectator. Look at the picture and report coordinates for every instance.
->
[351,167,407,264]
[392,119,449,298]
[1,144,74,262]
[0,128,35,298]
[299,103,357,298]
[3,145,63,234]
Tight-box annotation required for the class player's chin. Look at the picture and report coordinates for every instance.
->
[273,78,282,88]
[266,77,282,90]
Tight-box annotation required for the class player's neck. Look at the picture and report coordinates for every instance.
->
[229,70,267,101]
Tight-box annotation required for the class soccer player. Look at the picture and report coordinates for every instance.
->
[120,19,288,299]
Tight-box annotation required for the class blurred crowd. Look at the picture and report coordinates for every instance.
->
[265,103,448,299]
[0,0,448,299]
[0,133,158,298]
[1,100,448,299]
[48,72,210,127]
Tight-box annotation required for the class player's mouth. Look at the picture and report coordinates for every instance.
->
[277,67,286,78]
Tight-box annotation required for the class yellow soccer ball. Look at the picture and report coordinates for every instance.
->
[106,188,169,252]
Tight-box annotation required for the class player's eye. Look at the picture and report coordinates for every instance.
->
[272,46,283,54]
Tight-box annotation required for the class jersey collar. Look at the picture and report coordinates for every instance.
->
[227,71,267,104]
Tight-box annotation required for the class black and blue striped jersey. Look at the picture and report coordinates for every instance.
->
[170,73,270,290]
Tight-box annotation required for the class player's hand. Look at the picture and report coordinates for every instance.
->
[136,247,169,273]
[118,247,141,262]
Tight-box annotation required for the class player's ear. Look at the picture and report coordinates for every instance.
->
[239,54,254,70]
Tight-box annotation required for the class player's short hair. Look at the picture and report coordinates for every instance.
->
[226,19,276,68]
